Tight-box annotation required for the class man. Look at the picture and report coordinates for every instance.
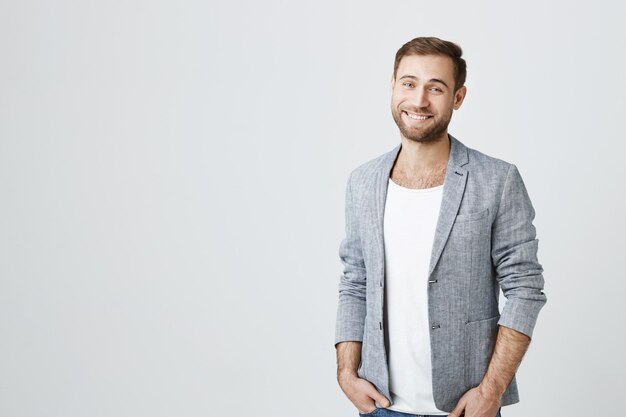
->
[334,37,547,417]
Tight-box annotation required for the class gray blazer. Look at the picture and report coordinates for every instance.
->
[334,135,547,412]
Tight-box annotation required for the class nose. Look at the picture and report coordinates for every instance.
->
[414,89,430,108]
[409,87,429,108]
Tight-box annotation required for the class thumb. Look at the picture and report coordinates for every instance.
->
[448,400,466,417]
[374,393,391,408]
[364,385,391,408]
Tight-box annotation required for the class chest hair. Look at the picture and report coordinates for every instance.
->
[390,164,447,189]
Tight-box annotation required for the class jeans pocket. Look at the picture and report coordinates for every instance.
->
[358,406,381,416]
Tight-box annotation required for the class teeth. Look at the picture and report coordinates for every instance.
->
[405,112,431,120]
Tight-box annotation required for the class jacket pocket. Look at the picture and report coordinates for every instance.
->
[455,208,489,223]
[451,209,490,242]
[464,315,500,388]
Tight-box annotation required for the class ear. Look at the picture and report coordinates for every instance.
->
[453,85,467,110]
[390,73,395,94]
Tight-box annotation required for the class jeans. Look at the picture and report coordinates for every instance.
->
[358,407,502,417]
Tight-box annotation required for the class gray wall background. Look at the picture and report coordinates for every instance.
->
[1,0,624,416]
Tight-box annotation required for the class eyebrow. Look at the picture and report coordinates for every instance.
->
[398,75,449,89]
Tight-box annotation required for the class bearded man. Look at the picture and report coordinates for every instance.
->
[334,36,547,417]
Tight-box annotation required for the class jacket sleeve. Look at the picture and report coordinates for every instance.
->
[492,163,547,339]
[334,171,368,348]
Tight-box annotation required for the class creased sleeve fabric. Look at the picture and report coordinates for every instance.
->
[492,163,547,339]
[334,171,368,347]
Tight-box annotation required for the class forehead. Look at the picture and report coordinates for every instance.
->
[396,54,455,83]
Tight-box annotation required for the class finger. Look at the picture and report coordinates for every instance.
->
[357,399,377,414]
[364,386,390,408]
[375,394,391,408]
[448,399,466,417]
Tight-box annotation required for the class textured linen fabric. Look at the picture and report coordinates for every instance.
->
[382,179,447,415]
[334,134,547,412]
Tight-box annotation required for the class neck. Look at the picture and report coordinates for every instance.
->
[396,133,451,174]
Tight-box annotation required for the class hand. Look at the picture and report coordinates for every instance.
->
[337,371,391,414]
[448,385,501,417]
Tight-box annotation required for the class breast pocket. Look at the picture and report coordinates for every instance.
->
[445,208,491,284]
[451,208,490,239]
[454,208,489,223]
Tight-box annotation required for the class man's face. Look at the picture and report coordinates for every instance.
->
[390,54,467,143]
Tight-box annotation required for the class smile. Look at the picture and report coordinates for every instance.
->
[403,111,433,120]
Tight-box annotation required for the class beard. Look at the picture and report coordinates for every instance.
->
[391,105,453,143]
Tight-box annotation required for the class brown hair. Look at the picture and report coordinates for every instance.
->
[393,37,467,92]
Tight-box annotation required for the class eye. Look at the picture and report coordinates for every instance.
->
[402,82,414,88]
[430,87,443,93]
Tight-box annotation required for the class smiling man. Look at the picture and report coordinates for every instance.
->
[334,37,547,417]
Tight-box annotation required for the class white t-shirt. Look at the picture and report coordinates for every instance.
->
[383,178,448,415]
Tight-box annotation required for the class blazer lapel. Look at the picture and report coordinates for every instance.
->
[373,143,401,277]
[374,134,470,281]
[428,135,469,278]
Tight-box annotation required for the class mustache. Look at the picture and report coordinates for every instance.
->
[402,108,435,115]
